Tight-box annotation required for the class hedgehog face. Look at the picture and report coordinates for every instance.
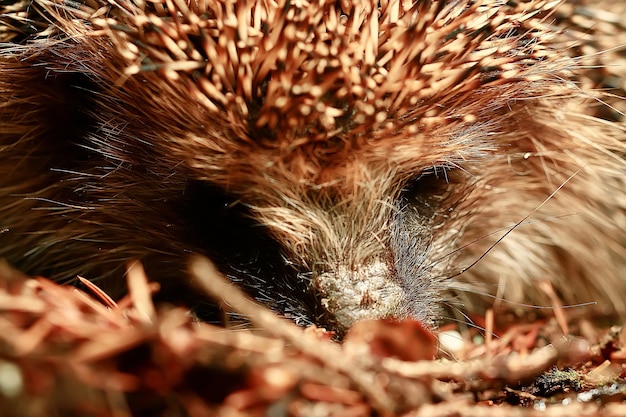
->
[96,0,544,329]
[2,0,625,332]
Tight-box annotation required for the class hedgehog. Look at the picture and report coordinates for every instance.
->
[0,0,624,333]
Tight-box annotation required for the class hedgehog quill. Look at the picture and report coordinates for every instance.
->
[0,0,624,333]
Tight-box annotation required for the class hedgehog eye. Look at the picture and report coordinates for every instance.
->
[403,166,455,198]
[399,166,460,219]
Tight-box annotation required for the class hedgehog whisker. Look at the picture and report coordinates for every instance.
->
[443,168,583,282]
[430,212,579,268]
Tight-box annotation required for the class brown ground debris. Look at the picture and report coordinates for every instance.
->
[1,259,626,417]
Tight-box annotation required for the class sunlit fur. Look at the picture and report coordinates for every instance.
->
[0,0,624,331]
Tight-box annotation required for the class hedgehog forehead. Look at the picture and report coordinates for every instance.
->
[174,104,497,195]
[74,0,559,192]
[91,0,554,149]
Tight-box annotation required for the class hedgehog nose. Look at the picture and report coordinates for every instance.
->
[312,259,406,332]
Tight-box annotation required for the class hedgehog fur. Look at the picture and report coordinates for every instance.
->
[0,0,625,332]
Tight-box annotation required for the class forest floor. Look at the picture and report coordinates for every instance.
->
[0,258,625,417]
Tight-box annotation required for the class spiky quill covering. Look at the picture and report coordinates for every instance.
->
[0,0,625,331]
